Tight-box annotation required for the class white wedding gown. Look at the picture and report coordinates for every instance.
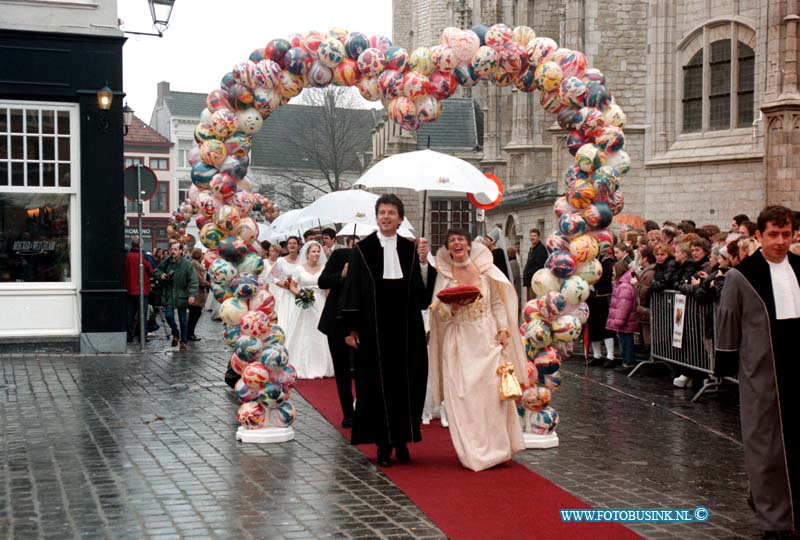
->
[284,266,334,379]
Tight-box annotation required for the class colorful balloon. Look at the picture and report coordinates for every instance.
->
[220,297,248,326]
[240,311,271,339]
[357,48,386,76]
[560,275,591,305]
[568,235,599,264]
[333,59,360,86]
[531,268,563,296]
[237,401,267,429]
[408,47,435,75]
[345,33,369,59]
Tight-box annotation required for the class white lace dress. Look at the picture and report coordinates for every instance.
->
[284,266,335,379]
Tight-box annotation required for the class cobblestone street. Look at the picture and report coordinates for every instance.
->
[0,316,764,539]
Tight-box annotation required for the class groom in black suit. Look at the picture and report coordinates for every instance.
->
[318,241,355,427]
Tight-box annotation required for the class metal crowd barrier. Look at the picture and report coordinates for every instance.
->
[628,290,738,402]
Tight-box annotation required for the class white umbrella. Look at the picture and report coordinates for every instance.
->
[270,208,317,238]
[397,226,415,239]
[354,149,500,199]
[335,222,378,238]
[298,190,382,225]
[299,189,415,229]
[257,222,272,242]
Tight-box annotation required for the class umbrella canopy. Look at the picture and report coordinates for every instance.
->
[257,222,272,242]
[397,226,415,239]
[335,222,378,238]
[612,213,646,230]
[354,149,500,199]
[270,208,317,238]
[298,190,382,225]
[298,189,415,229]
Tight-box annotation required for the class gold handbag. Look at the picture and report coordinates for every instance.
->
[497,362,522,401]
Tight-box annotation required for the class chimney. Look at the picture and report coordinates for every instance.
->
[157,81,170,106]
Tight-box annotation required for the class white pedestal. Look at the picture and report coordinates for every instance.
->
[524,431,559,449]
[236,426,295,444]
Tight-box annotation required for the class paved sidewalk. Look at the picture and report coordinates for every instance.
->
[1,314,763,539]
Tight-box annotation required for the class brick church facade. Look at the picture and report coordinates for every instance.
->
[383,0,798,254]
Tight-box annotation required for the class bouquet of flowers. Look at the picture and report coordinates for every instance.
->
[294,288,315,309]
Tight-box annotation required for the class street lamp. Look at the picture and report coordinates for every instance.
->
[97,85,113,110]
[149,0,175,34]
[123,103,135,136]
[123,0,176,38]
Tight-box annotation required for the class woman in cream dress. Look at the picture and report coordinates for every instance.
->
[271,236,300,328]
[428,229,528,471]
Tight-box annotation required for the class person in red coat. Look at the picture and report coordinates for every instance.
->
[124,238,153,343]
[606,259,640,371]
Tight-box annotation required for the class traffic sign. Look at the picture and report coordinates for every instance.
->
[123,164,158,201]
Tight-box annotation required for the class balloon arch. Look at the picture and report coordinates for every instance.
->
[167,24,630,444]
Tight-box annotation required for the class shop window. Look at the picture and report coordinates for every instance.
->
[0,101,78,283]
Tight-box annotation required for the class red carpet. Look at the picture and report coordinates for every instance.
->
[295,378,640,540]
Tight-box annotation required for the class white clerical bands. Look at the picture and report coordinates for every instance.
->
[378,234,404,280]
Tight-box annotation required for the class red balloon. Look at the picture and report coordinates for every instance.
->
[428,71,458,100]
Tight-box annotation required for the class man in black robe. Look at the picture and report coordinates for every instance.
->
[318,243,354,428]
[717,205,799,539]
[339,194,436,467]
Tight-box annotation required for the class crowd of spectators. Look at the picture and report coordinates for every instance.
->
[577,211,800,386]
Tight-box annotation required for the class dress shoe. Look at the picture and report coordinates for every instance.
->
[395,443,410,463]
[188,335,202,342]
[587,357,605,367]
[603,358,621,368]
[179,343,188,352]
[341,417,353,428]
[376,446,392,467]
[615,363,637,373]
[171,336,179,347]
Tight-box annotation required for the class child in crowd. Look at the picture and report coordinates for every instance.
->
[606,260,639,371]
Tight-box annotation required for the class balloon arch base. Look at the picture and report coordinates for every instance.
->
[236,426,295,444]
[524,431,559,449]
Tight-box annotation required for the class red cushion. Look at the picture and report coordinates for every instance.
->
[436,285,481,305]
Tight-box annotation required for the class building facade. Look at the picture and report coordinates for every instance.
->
[0,0,126,351]
[390,0,796,259]
[123,115,175,252]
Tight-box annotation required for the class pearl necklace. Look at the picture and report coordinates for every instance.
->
[452,257,472,267]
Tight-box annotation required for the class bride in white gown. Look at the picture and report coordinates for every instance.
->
[285,241,335,379]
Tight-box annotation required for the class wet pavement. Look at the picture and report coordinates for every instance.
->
[0,313,768,539]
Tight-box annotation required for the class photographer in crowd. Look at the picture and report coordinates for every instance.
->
[157,241,198,351]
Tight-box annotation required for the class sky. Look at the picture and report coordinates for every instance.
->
[118,0,393,122]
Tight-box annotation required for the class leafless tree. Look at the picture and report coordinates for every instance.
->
[258,86,374,209]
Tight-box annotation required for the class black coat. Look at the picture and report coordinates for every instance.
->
[650,258,677,292]
[586,256,615,341]
[522,242,548,287]
[492,247,510,280]
[317,247,351,337]
[338,233,437,446]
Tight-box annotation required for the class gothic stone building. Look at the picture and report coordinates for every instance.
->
[388,0,796,255]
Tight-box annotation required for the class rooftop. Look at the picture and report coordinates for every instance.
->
[124,115,172,147]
